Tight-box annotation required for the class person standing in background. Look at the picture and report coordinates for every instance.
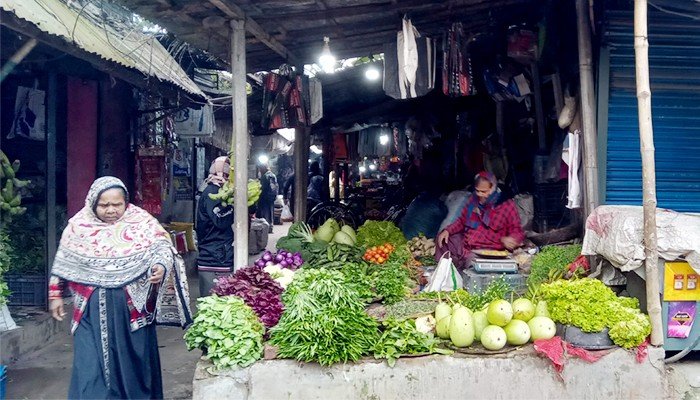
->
[258,162,278,233]
[196,157,234,296]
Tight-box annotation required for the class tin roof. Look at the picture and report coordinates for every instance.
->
[1,0,205,98]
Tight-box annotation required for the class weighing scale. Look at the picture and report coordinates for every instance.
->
[470,250,519,274]
[471,258,519,273]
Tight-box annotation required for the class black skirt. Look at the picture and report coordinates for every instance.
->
[69,288,163,399]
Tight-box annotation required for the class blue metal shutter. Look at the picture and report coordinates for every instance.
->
[605,11,700,212]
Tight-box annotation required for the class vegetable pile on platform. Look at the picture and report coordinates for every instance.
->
[184,219,653,370]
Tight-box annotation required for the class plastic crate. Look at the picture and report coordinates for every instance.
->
[459,269,527,296]
[6,274,47,307]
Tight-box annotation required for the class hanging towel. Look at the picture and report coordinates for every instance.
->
[566,131,582,209]
[309,78,323,124]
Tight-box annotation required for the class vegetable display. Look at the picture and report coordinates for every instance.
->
[0,150,30,222]
[363,243,395,264]
[373,319,451,367]
[210,267,284,329]
[253,250,303,270]
[539,278,651,348]
[269,268,379,366]
[0,229,12,304]
[184,295,264,369]
[407,235,436,260]
[527,244,582,289]
[356,220,407,248]
[371,260,412,305]
[418,277,510,311]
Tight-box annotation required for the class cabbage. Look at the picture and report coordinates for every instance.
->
[332,230,355,246]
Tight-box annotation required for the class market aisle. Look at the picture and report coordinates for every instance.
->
[5,222,290,400]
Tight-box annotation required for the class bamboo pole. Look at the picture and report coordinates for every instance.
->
[230,19,249,270]
[633,0,663,346]
[293,127,309,221]
[0,38,37,83]
[575,0,600,217]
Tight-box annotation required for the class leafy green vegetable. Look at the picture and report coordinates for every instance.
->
[417,276,510,311]
[275,236,304,254]
[540,278,651,348]
[527,244,582,289]
[287,221,315,243]
[371,261,412,305]
[301,241,363,270]
[376,299,438,321]
[356,221,407,248]
[269,268,379,366]
[0,229,13,304]
[340,262,375,303]
[373,319,452,367]
[184,295,264,369]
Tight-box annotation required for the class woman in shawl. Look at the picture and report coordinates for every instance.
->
[49,176,192,399]
[435,171,525,269]
[195,156,234,296]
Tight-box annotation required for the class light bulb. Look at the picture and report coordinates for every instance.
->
[379,134,389,145]
[319,37,336,73]
[257,154,269,164]
[369,164,377,171]
[359,166,367,173]
[365,67,380,81]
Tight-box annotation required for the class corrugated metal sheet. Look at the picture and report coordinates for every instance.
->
[1,0,205,98]
[604,11,700,212]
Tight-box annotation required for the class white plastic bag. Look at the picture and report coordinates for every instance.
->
[424,252,463,292]
[281,204,294,222]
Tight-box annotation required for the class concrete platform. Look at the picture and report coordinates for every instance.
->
[192,346,669,400]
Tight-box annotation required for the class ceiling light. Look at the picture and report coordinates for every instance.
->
[257,154,269,164]
[379,134,389,145]
[365,67,380,81]
[359,166,367,173]
[319,36,336,74]
[369,164,377,171]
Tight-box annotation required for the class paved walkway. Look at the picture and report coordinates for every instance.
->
[6,222,291,399]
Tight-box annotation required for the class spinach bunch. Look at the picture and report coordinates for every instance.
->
[373,319,452,367]
[269,268,379,366]
[184,295,264,369]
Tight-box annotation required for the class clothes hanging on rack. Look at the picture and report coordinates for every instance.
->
[383,18,436,100]
[309,77,323,124]
[442,23,475,97]
[261,71,310,131]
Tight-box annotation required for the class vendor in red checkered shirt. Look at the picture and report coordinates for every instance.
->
[435,171,525,269]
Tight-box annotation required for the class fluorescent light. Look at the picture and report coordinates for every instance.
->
[379,134,389,145]
[257,154,269,164]
[365,67,380,81]
[310,145,323,154]
[319,37,336,73]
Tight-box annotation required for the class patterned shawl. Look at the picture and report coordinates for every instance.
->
[464,171,501,230]
[51,176,192,327]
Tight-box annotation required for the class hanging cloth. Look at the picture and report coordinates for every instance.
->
[309,78,323,124]
[384,18,436,100]
[399,17,419,99]
[442,23,476,97]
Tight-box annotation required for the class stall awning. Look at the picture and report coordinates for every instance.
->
[0,0,205,99]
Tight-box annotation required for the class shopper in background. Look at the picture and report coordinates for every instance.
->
[258,162,278,233]
[49,176,191,399]
[196,156,234,296]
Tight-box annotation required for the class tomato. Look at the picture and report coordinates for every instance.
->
[377,257,385,264]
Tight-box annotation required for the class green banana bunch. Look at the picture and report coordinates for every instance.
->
[247,179,261,206]
[0,150,30,223]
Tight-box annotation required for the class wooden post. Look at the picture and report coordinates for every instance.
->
[531,62,546,152]
[230,19,249,270]
[575,0,600,217]
[634,0,663,346]
[293,127,309,221]
[45,72,57,311]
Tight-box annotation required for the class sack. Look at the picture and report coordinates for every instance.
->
[281,204,294,222]
[424,252,464,292]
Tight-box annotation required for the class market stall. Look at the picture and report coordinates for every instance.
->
[183,218,659,399]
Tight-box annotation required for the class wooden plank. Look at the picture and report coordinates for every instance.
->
[45,72,57,311]
[209,0,301,65]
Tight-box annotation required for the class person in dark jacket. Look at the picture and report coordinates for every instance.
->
[196,156,234,296]
[258,162,278,233]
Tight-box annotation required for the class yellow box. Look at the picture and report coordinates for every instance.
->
[165,222,196,251]
[663,261,700,301]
